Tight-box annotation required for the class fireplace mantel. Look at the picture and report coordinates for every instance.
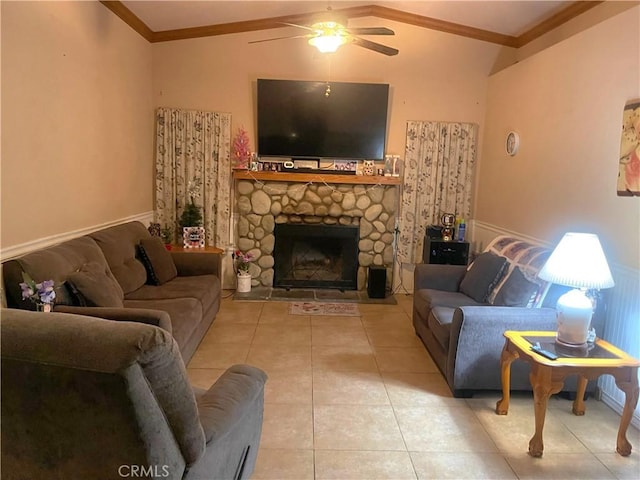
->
[233,170,401,185]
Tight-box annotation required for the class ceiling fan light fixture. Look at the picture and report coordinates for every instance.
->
[308,34,348,53]
[308,21,348,53]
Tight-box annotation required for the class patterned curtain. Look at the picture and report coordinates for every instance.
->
[155,108,232,248]
[397,121,478,264]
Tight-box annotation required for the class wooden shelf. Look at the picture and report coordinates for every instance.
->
[233,170,401,185]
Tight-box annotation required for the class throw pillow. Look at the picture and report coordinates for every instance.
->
[138,237,178,286]
[493,267,539,307]
[459,251,508,303]
[66,262,124,307]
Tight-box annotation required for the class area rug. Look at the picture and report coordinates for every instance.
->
[289,302,360,316]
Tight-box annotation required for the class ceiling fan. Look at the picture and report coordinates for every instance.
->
[249,8,398,56]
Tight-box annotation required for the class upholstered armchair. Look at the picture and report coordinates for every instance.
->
[1,309,267,480]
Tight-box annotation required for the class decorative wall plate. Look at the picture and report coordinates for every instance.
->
[506,131,520,156]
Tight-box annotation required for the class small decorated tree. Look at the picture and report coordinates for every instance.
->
[233,126,252,169]
[179,179,203,228]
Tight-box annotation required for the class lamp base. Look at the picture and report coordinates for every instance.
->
[555,336,588,349]
[555,288,593,347]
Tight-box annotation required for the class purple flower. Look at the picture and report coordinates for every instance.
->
[19,273,56,306]
[20,282,34,300]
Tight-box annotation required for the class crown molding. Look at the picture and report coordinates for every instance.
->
[515,1,604,47]
[100,1,602,48]
[100,0,153,42]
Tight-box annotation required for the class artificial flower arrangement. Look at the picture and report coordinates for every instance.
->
[20,272,56,312]
[233,250,254,275]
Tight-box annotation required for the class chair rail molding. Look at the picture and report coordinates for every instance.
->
[0,211,154,261]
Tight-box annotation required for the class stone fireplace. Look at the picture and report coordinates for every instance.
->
[234,172,399,291]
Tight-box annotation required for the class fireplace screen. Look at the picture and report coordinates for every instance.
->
[273,223,359,290]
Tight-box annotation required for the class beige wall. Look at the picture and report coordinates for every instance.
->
[475,6,640,269]
[152,18,504,160]
[1,1,154,249]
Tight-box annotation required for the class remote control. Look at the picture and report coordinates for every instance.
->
[531,345,558,360]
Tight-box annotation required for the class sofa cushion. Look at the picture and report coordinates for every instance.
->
[416,288,485,311]
[427,307,456,351]
[124,298,203,349]
[125,275,220,314]
[138,237,178,285]
[492,267,539,307]
[459,252,508,303]
[2,236,112,309]
[88,222,150,295]
[66,262,125,307]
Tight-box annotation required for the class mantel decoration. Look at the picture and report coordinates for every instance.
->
[232,127,252,170]
[233,249,254,293]
[180,179,205,248]
[20,272,56,312]
[617,98,640,196]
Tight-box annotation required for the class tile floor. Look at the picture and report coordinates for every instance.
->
[187,294,640,480]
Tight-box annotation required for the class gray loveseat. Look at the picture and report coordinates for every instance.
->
[2,221,221,363]
[1,308,266,480]
[413,235,602,398]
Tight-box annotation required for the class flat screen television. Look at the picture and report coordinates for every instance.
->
[257,79,389,161]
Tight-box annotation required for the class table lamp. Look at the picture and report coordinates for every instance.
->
[538,232,614,347]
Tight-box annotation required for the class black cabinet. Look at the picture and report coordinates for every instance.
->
[422,238,469,265]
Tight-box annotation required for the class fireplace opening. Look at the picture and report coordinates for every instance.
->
[273,223,359,290]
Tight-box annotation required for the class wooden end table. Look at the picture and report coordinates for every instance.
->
[495,330,639,457]
[169,245,224,254]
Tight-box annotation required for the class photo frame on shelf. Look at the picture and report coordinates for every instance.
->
[182,227,205,248]
[334,160,357,172]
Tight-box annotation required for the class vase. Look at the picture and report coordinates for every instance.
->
[36,303,52,313]
[237,272,252,293]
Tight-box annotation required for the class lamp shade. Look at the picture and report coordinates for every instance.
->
[538,233,614,289]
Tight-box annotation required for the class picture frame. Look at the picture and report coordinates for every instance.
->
[334,160,358,172]
[618,98,640,196]
[182,227,205,248]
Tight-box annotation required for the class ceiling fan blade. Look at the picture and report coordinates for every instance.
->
[280,22,315,31]
[347,27,394,36]
[249,34,310,44]
[351,37,399,56]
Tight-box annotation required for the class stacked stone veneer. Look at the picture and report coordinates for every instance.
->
[235,179,398,290]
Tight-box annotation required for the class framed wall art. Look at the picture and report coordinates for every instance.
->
[617,98,640,196]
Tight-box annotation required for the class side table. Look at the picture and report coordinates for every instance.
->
[170,245,224,254]
[495,330,639,457]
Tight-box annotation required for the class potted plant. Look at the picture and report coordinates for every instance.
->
[161,225,174,250]
[233,250,254,292]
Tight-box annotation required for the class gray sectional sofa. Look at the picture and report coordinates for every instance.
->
[413,235,602,398]
[2,221,222,363]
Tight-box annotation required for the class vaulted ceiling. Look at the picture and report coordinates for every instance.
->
[102,1,602,48]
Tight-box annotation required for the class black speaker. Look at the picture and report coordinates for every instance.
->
[367,266,387,299]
